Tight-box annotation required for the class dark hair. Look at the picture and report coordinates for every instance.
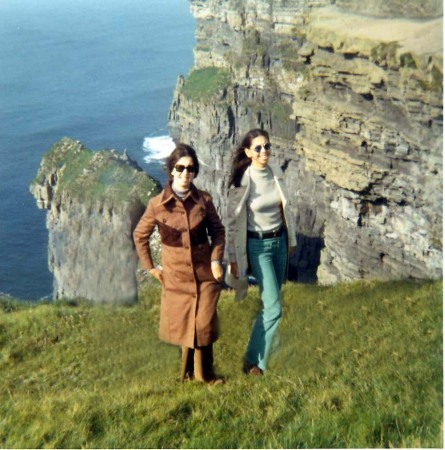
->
[166,143,200,180]
[227,129,270,188]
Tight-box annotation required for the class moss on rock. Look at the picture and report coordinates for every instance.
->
[31,137,161,208]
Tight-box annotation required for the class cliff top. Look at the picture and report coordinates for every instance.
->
[308,7,443,65]
[31,137,161,208]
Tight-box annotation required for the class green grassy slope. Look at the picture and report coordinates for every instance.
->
[0,280,442,448]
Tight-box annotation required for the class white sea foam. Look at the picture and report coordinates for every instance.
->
[142,135,175,163]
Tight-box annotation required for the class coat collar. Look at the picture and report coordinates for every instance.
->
[160,181,202,205]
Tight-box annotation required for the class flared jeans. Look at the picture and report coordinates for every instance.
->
[245,231,288,371]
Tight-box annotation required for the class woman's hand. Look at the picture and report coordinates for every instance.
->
[149,268,163,284]
[211,261,223,283]
[230,262,239,279]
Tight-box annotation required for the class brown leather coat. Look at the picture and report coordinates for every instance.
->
[133,182,225,348]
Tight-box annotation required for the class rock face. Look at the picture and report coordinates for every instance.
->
[168,0,443,283]
[30,138,161,304]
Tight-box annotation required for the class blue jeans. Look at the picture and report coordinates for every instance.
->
[245,232,288,371]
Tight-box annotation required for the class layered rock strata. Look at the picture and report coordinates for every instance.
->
[168,0,443,283]
[30,138,161,304]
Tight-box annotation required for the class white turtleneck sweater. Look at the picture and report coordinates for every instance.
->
[242,165,283,232]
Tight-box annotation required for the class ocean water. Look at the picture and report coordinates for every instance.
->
[0,0,195,300]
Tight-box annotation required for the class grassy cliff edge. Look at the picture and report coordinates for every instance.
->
[0,279,442,448]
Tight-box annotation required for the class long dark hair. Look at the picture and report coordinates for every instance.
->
[166,143,200,180]
[227,129,270,188]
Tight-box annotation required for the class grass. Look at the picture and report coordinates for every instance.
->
[31,138,161,206]
[0,279,442,448]
[182,67,231,101]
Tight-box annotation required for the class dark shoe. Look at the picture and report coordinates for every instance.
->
[243,362,263,376]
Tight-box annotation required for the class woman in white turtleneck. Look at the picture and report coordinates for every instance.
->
[225,129,297,376]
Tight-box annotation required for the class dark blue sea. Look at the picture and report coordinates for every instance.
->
[0,0,195,300]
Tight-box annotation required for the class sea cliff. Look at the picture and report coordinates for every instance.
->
[30,138,161,304]
[168,0,443,283]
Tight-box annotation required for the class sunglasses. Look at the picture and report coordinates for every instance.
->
[252,143,272,153]
[174,164,196,173]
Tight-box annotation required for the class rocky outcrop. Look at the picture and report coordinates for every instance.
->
[168,0,443,283]
[30,138,161,304]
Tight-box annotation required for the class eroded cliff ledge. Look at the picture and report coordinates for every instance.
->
[30,138,161,304]
[169,0,443,283]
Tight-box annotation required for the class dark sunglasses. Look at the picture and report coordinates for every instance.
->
[252,143,272,153]
[174,164,196,173]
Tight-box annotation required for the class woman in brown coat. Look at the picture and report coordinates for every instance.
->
[133,144,225,384]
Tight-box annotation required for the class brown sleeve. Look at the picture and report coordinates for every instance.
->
[204,194,226,263]
[133,199,157,271]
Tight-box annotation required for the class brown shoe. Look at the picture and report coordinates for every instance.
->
[243,362,263,376]
[181,346,195,382]
[207,376,225,386]
[194,345,225,385]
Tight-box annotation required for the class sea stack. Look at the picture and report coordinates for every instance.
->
[30,138,161,304]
